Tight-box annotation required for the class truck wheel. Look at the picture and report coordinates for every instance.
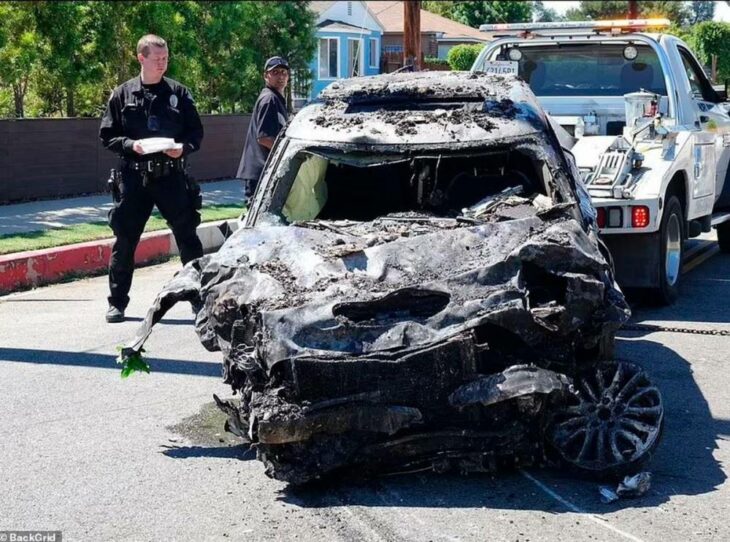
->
[717,221,730,253]
[655,195,683,304]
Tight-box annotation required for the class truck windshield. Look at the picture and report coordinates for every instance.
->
[489,43,666,97]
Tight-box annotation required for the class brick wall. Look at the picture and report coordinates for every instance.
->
[0,114,250,204]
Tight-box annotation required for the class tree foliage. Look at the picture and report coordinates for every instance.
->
[0,2,42,117]
[0,1,316,118]
[451,1,533,28]
[564,7,585,20]
[575,1,689,24]
[532,1,564,22]
[447,43,486,71]
[425,1,715,28]
[687,1,715,25]
[681,22,730,82]
[422,1,458,19]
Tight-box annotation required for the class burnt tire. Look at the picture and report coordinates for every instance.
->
[546,361,663,480]
[717,221,730,253]
[654,195,684,305]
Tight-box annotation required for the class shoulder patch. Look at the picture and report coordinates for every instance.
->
[169,94,178,108]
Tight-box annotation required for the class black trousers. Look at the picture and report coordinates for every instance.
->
[107,168,203,309]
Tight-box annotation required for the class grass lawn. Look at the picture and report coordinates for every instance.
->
[0,203,244,255]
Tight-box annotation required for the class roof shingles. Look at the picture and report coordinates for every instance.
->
[365,1,487,41]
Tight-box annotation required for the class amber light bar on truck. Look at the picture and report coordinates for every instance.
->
[480,19,671,36]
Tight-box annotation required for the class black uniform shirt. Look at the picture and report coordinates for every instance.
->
[99,76,203,161]
[239,86,288,180]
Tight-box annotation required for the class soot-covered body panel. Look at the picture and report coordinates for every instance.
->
[124,72,663,485]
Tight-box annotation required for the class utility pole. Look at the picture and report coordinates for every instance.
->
[404,1,421,70]
[628,0,638,19]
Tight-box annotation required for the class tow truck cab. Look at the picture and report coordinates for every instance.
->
[473,19,730,303]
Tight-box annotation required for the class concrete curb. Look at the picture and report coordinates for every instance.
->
[0,219,239,295]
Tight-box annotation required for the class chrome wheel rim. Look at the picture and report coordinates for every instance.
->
[665,213,681,286]
[548,362,663,472]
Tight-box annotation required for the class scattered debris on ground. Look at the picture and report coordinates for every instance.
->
[600,472,653,503]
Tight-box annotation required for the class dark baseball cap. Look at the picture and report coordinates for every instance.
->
[265,56,290,72]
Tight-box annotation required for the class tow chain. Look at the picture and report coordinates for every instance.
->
[620,323,730,336]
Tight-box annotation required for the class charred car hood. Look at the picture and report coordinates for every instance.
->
[129,212,629,370]
[124,206,660,487]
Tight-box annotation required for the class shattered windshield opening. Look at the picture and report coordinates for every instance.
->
[269,143,550,224]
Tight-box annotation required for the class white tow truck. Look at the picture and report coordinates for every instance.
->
[473,19,730,303]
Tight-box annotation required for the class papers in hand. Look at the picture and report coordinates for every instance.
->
[136,137,183,154]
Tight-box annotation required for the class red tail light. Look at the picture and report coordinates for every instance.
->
[596,207,607,228]
[631,206,650,228]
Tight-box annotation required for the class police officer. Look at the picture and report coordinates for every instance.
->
[99,34,204,323]
[237,56,290,201]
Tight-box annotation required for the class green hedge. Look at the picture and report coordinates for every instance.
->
[424,56,449,66]
[447,44,486,71]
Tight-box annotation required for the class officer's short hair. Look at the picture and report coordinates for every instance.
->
[137,34,167,57]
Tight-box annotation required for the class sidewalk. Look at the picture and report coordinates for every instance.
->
[0,178,244,235]
[0,179,245,294]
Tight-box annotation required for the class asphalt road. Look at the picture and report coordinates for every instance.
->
[1,237,729,541]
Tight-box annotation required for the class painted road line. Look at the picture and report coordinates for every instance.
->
[682,239,714,262]
[520,470,646,542]
[683,242,720,274]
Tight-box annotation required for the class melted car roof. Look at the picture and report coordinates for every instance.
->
[287,71,548,146]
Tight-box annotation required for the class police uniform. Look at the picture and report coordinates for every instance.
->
[99,76,204,317]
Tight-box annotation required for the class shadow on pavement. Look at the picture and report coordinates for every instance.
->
[624,253,730,326]
[0,347,221,377]
[160,443,254,460]
[121,316,195,325]
[278,337,726,514]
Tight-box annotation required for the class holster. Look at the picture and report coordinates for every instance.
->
[108,168,121,202]
[186,173,203,210]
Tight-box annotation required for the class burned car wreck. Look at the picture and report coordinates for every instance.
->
[125,72,664,485]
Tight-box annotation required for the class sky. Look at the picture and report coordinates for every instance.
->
[543,1,730,22]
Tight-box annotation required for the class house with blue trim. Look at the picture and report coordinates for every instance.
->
[300,1,384,103]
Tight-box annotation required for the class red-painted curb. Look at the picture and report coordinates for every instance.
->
[0,231,172,294]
